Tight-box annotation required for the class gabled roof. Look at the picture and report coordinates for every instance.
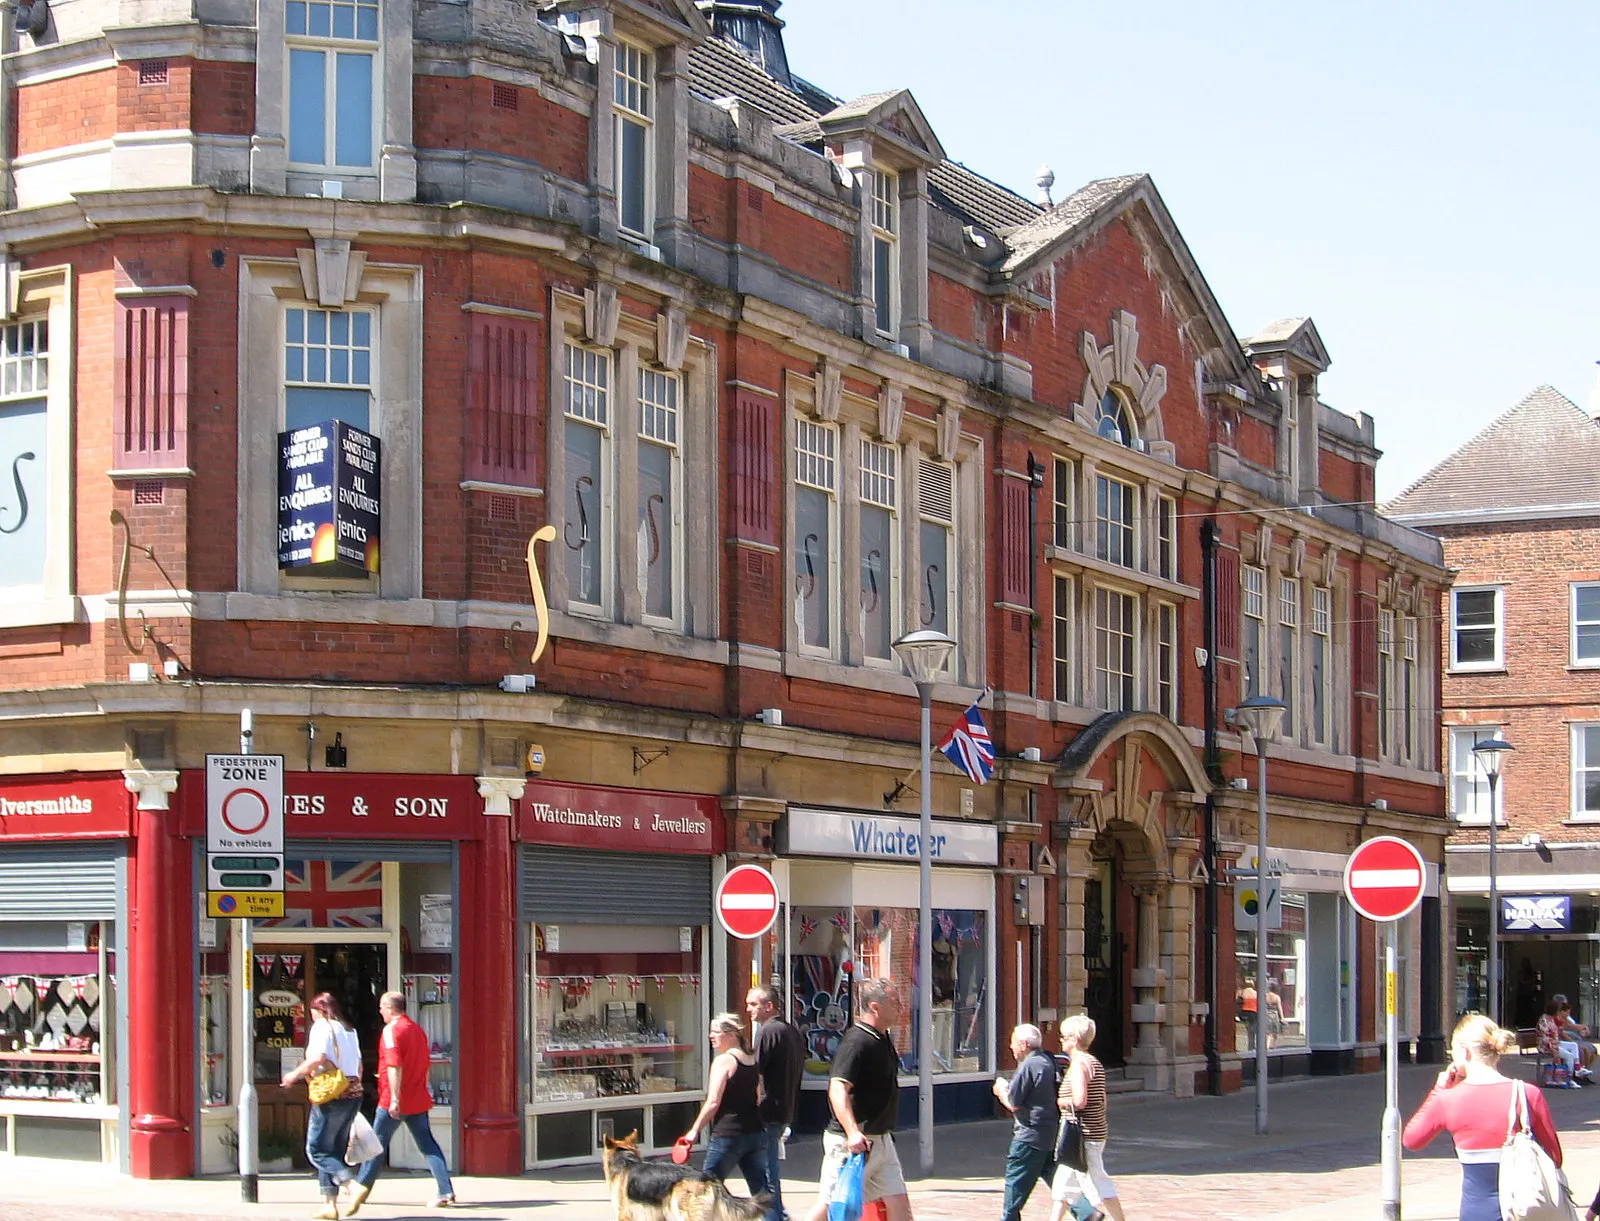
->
[1245,317,1330,373]
[616,0,713,40]
[998,174,1145,269]
[1385,386,1600,522]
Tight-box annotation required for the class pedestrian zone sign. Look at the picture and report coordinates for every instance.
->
[206,754,286,919]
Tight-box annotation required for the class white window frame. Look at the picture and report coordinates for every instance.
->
[1278,576,1299,738]
[795,418,840,657]
[858,437,901,664]
[1450,726,1504,824]
[1054,574,1075,704]
[1242,564,1265,698]
[1573,723,1600,821]
[0,273,75,627]
[1310,586,1332,748]
[1401,616,1419,764]
[1053,457,1075,551]
[285,0,381,175]
[1157,600,1178,720]
[1157,494,1177,581]
[1377,609,1395,759]
[871,168,900,338]
[1094,474,1136,569]
[1094,585,1138,713]
[1572,583,1600,668]
[613,39,655,240]
[916,456,958,669]
[1450,585,1504,671]
[637,365,683,629]
[1284,388,1300,493]
[562,343,614,616]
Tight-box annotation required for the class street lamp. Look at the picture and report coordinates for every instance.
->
[1472,736,1514,1024]
[1232,694,1286,1137]
[891,628,957,1178]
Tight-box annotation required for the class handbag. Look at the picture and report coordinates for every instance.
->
[1054,1112,1087,1174]
[307,1066,350,1106]
[1499,1080,1578,1221]
[344,1110,383,1166]
[827,1150,866,1221]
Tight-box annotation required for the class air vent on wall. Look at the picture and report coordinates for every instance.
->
[918,459,954,524]
[139,60,169,86]
[492,83,519,111]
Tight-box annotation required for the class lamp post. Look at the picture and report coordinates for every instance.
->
[1472,736,1514,1024]
[1232,694,1286,1137]
[891,628,957,1178]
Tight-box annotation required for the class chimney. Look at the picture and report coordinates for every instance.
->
[699,0,793,88]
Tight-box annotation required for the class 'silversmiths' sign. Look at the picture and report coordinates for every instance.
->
[206,754,285,918]
[277,420,381,572]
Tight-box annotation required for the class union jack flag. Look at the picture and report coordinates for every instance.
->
[938,699,994,785]
[260,860,384,929]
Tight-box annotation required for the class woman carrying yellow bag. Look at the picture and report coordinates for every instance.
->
[282,992,364,1220]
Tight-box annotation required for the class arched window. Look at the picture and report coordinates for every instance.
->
[1096,388,1136,447]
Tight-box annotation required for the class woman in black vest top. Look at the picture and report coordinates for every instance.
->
[684,1012,768,1198]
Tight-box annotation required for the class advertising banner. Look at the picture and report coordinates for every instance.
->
[278,419,381,571]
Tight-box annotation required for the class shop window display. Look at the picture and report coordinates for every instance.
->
[1235,890,1308,1053]
[399,863,453,1108]
[198,904,231,1107]
[530,924,702,1105]
[0,921,113,1108]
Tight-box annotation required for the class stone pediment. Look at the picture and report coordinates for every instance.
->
[816,88,945,168]
[563,0,713,41]
[1244,316,1330,374]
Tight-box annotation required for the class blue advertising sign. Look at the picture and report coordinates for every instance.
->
[1501,895,1572,933]
[277,420,381,571]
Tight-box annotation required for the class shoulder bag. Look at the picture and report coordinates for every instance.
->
[1499,1079,1577,1221]
[306,1022,354,1105]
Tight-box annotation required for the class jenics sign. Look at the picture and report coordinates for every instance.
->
[277,419,381,572]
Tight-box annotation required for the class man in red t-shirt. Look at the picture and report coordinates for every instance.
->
[347,991,454,1212]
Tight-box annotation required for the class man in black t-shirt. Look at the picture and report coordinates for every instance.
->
[804,976,914,1221]
[747,985,806,1221]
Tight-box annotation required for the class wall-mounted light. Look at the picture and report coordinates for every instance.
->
[324,732,347,769]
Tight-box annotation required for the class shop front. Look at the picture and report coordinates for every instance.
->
[180,771,478,1176]
[776,806,997,1129]
[0,775,132,1167]
[517,781,722,1168]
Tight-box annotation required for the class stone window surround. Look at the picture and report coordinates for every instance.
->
[578,10,692,265]
[836,139,931,360]
[237,252,424,600]
[1375,589,1431,772]
[0,264,75,629]
[543,287,717,642]
[783,371,982,689]
[252,0,416,202]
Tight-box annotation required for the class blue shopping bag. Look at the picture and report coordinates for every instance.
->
[827,1150,866,1221]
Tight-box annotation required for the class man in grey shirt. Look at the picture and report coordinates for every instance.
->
[992,1023,1060,1221]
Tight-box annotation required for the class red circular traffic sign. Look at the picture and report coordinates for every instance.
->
[1343,836,1426,922]
[716,864,781,940]
[221,787,271,836]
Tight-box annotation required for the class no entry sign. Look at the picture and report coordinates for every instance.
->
[716,863,781,940]
[1343,836,1426,923]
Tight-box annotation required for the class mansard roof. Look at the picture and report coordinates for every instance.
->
[1385,385,1600,522]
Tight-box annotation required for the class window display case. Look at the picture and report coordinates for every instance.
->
[526,923,705,1166]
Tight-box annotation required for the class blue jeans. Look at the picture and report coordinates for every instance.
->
[1001,1137,1053,1221]
[355,1107,453,1198]
[703,1128,768,1198]
[759,1122,787,1221]
[305,1095,361,1197]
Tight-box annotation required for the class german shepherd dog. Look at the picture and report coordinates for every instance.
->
[601,1131,770,1221]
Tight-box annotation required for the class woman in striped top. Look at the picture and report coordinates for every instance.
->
[1047,1014,1126,1221]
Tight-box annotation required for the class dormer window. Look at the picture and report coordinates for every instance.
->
[614,41,655,239]
[1096,389,1136,447]
[871,169,899,336]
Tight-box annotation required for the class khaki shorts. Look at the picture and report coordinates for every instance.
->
[819,1130,908,1204]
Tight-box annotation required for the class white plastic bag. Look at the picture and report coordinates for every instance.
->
[1499,1081,1577,1221]
[345,1111,383,1166]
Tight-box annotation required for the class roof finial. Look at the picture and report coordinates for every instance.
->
[1034,165,1055,207]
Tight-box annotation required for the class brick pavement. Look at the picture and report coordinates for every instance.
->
[1,1063,1598,1221]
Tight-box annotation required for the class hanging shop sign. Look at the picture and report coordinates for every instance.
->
[277,420,381,572]
[0,776,133,839]
[782,807,998,866]
[184,772,482,840]
[1502,894,1573,933]
[519,781,723,855]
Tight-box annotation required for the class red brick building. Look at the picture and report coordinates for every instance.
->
[1387,386,1600,1030]
[0,0,1447,1179]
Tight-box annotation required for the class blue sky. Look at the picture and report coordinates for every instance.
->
[779,0,1600,500]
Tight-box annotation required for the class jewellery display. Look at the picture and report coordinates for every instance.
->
[0,973,106,1106]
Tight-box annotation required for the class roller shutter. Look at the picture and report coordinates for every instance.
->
[0,842,120,920]
[520,847,710,925]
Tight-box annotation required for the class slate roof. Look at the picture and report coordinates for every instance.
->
[684,37,1039,235]
[998,174,1146,271]
[1384,386,1600,521]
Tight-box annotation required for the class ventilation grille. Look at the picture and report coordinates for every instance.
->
[918,459,954,523]
[492,83,519,111]
[490,494,517,522]
[139,60,169,86]
[133,480,164,505]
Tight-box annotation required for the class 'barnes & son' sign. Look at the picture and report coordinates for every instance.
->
[278,420,381,572]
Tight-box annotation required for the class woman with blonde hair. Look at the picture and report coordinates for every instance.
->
[683,1012,768,1200]
[1047,1014,1126,1221]
[1404,1013,1562,1221]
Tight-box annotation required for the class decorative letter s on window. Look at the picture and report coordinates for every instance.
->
[0,451,35,535]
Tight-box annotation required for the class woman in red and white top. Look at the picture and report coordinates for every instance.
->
[1404,1013,1562,1221]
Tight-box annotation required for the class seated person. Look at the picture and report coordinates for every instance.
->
[1538,999,1585,1086]
[1553,994,1597,1077]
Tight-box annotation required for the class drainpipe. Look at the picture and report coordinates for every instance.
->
[1201,518,1222,1095]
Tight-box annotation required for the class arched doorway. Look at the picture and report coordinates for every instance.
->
[1083,836,1134,1067]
